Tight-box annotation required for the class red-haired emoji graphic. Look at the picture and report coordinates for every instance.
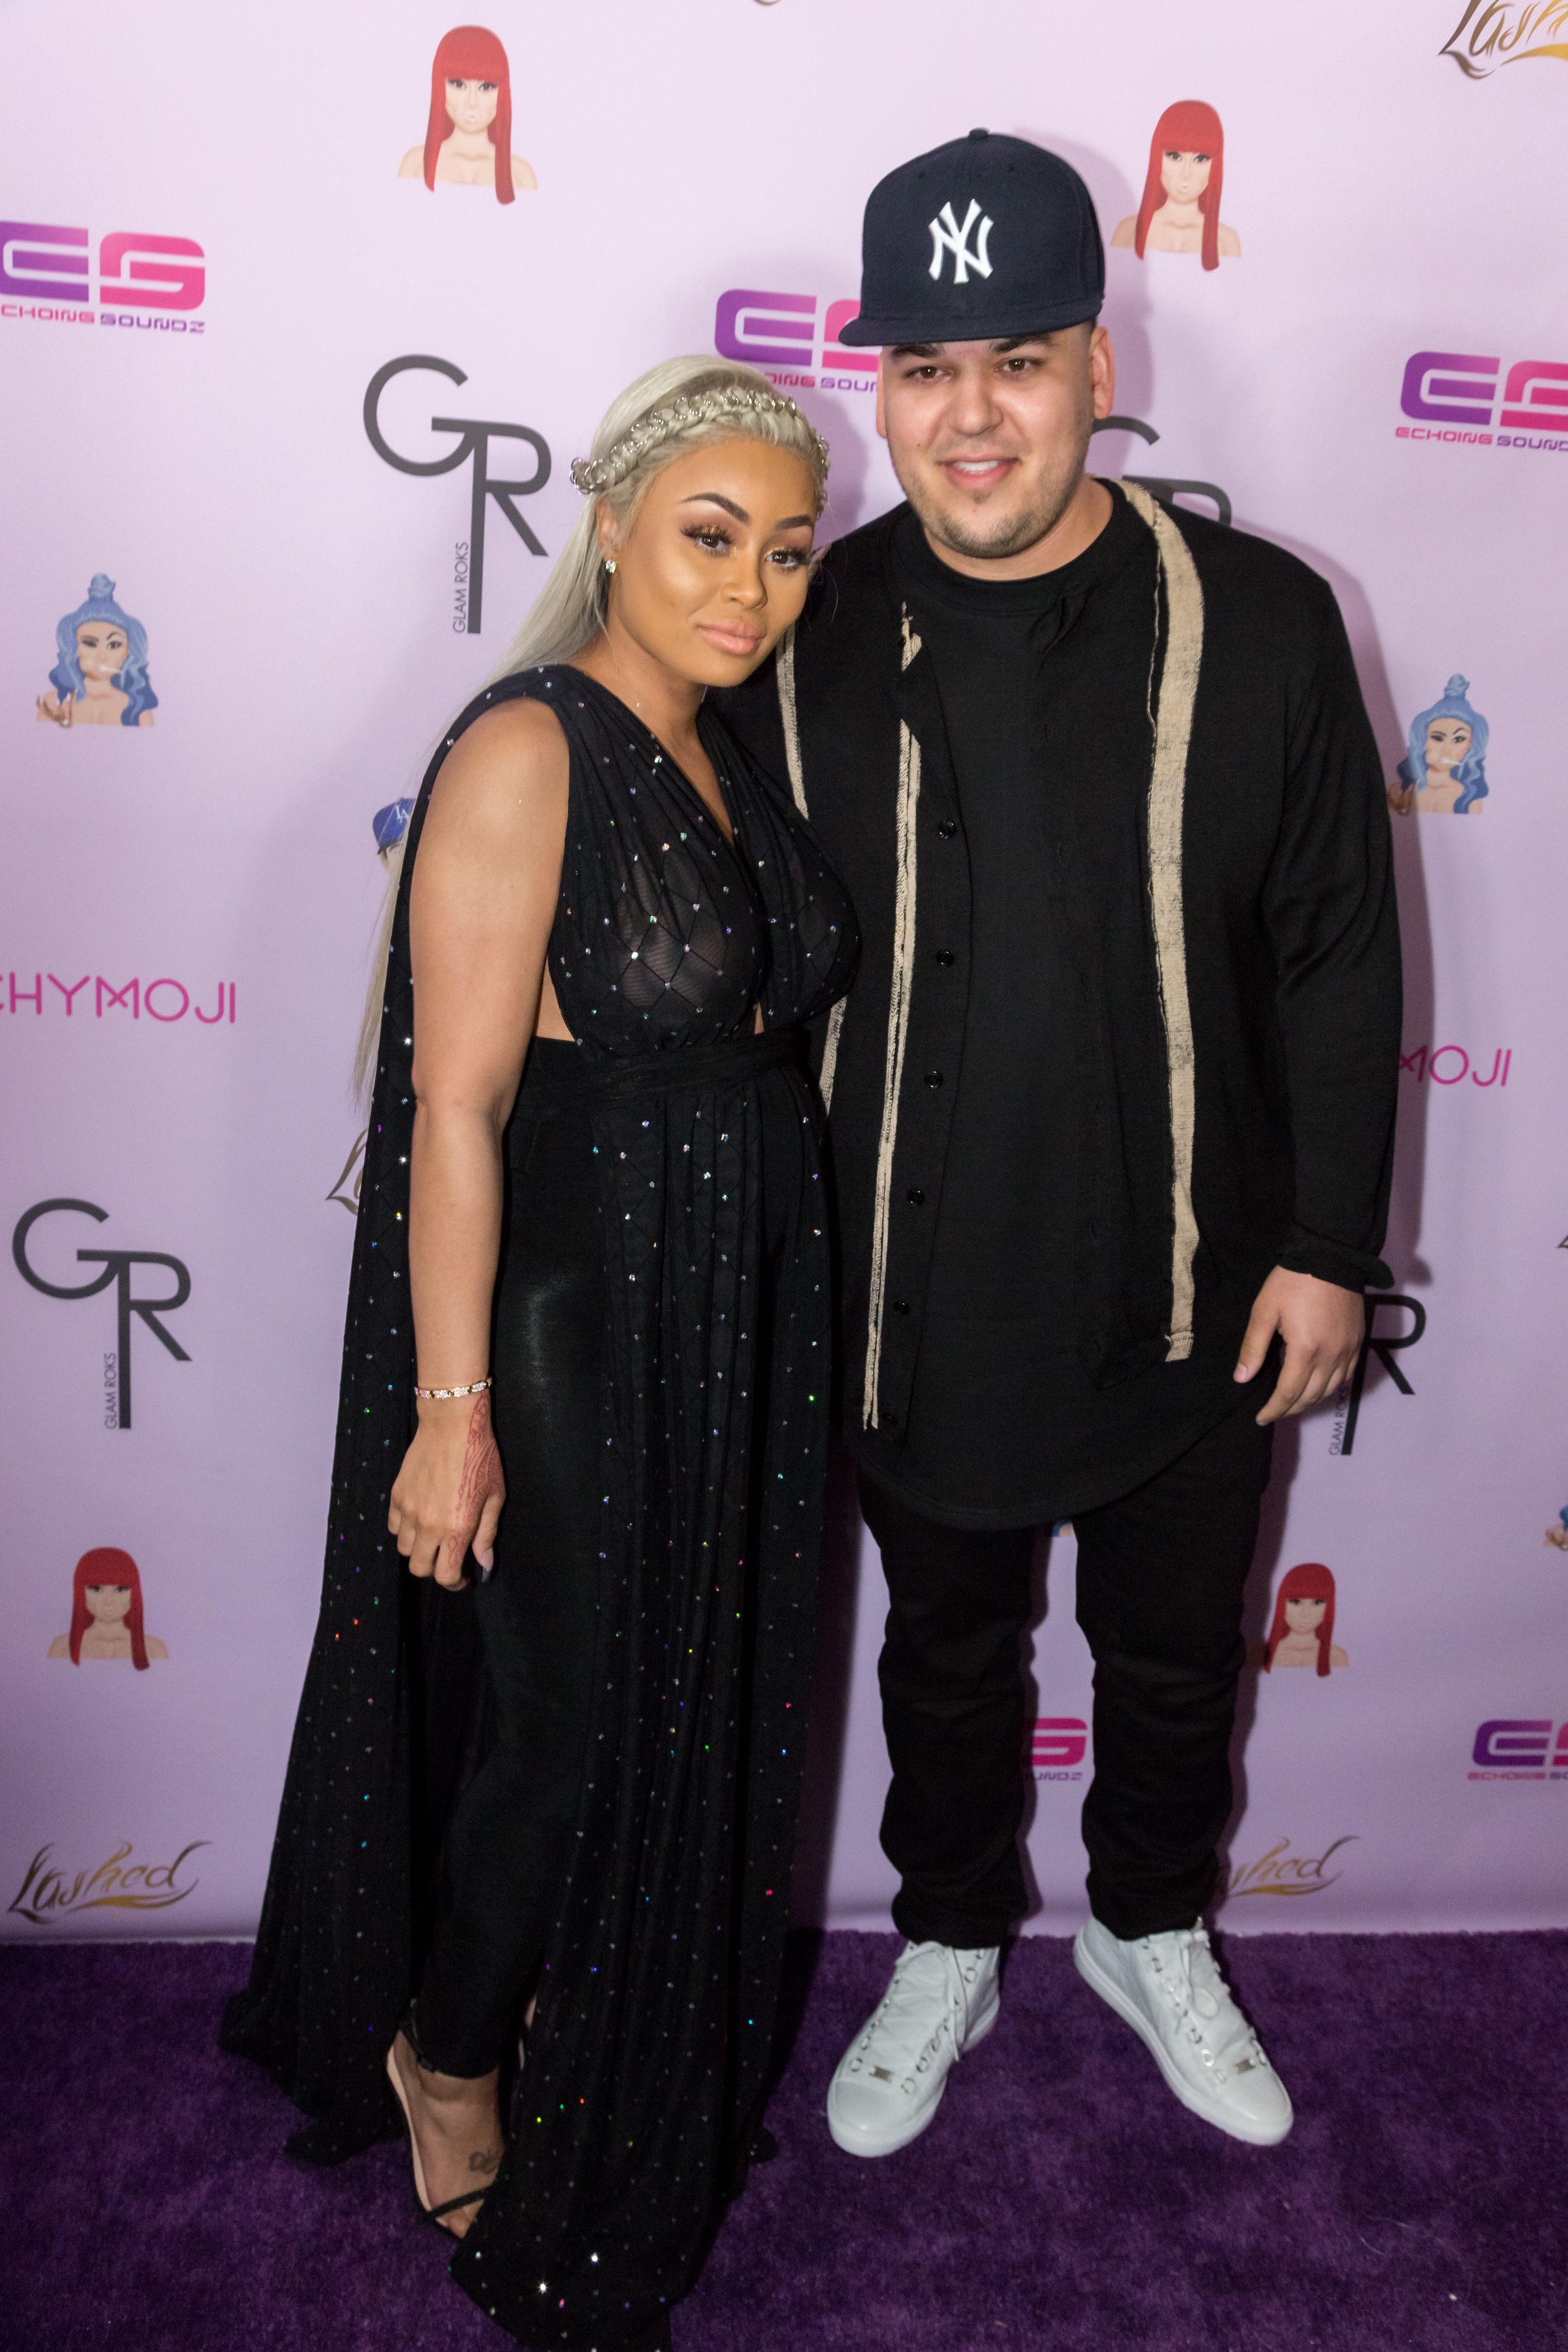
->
[1251,1562,1347,1676]
[1111,101,1239,267]
[48,1548,168,1667]
[398,26,536,198]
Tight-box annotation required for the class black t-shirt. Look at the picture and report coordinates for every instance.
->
[856,493,1240,1527]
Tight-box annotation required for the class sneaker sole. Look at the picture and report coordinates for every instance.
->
[1071,1928,1293,2149]
[825,1998,999,2160]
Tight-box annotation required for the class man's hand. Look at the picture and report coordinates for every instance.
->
[1234,1267,1365,1426]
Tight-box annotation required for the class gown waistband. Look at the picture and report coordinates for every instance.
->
[515,1026,803,1115]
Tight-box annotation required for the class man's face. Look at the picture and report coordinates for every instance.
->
[875,326,1115,563]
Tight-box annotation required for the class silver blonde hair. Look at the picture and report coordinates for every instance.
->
[355,355,830,1100]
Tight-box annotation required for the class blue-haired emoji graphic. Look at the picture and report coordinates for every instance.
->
[1546,1506,1568,1554]
[1389,674,1489,816]
[373,798,415,865]
[327,797,416,1216]
[36,575,159,730]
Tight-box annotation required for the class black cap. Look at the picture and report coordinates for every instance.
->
[837,128,1104,348]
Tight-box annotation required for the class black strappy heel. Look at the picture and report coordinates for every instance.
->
[384,2031,496,2240]
[420,2185,487,2236]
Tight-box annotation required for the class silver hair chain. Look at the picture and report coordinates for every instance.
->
[569,387,829,497]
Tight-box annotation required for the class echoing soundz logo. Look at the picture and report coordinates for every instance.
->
[1398,351,1568,453]
[1,220,206,334]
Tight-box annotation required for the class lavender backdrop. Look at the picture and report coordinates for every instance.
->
[3,0,1565,1944]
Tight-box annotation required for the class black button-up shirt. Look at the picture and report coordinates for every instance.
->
[719,489,1400,1527]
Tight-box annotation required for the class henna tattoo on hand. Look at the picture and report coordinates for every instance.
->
[455,1392,504,1560]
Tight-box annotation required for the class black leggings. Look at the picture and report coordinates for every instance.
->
[413,1040,804,2077]
[860,1391,1275,1950]
[412,1045,606,2076]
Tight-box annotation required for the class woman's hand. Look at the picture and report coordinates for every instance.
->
[388,1392,505,1589]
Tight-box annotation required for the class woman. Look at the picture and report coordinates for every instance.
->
[1111,100,1239,267]
[223,358,855,2351]
[47,1548,166,1665]
[36,574,158,728]
[1388,674,1489,815]
[1257,1563,1347,1675]
[398,25,536,199]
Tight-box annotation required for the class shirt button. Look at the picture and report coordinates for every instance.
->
[923,1070,944,1088]
[934,950,955,968]
[892,1299,910,1316]
[937,818,957,839]
[906,1187,926,1206]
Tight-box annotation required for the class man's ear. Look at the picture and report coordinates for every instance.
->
[1089,323,1116,420]
[874,353,889,443]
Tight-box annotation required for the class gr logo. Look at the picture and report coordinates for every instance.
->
[1331,1292,1426,1459]
[364,356,551,633]
[1469,1721,1568,1777]
[13,1198,191,1429]
[1089,413,1233,527]
[1,222,205,309]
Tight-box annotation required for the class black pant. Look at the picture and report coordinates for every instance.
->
[414,1042,806,2077]
[859,1394,1274,1949]
[412,1051,606,2078]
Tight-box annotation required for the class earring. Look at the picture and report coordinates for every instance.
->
[603,558,617,574]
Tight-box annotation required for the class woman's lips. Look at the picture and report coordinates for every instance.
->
[699,623,765,656]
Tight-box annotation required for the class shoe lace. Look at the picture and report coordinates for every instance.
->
[1144,1926,1260,2063]
[862,1943,973,2079]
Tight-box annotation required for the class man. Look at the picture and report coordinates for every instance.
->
[720,130,1400,2155]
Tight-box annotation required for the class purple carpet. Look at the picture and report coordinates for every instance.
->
[2,1930,1560,2351]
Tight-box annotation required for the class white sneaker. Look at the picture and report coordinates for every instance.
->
[1073,1916,1294,2147]
[826,1940,1000,2158]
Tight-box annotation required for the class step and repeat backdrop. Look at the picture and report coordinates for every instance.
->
[3,0,1565,1941]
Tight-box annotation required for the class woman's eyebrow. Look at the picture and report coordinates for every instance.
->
[679,493,750,522]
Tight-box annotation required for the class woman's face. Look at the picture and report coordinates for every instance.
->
[1160,148,1213,205]
[1424,718,1472,774]
[446,76,499,133]
[75,622,128,681]
[1284,1595,1327,1633]
[602,438,818,691]
[85,1583,132,1624]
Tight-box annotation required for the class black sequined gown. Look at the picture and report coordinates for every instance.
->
[222,668,856,2347]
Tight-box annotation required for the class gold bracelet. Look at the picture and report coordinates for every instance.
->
[413,1376,492,1401]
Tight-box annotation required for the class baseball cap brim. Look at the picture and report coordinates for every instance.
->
[836,293,1103,347]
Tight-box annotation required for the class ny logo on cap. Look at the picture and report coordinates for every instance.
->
[928,199,994,285]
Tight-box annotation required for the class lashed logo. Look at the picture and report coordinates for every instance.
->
[1441,1,1568,73]
[327,1130,367,1215]
[8,1838,207,1924]
[1225,1836,1357,1899]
